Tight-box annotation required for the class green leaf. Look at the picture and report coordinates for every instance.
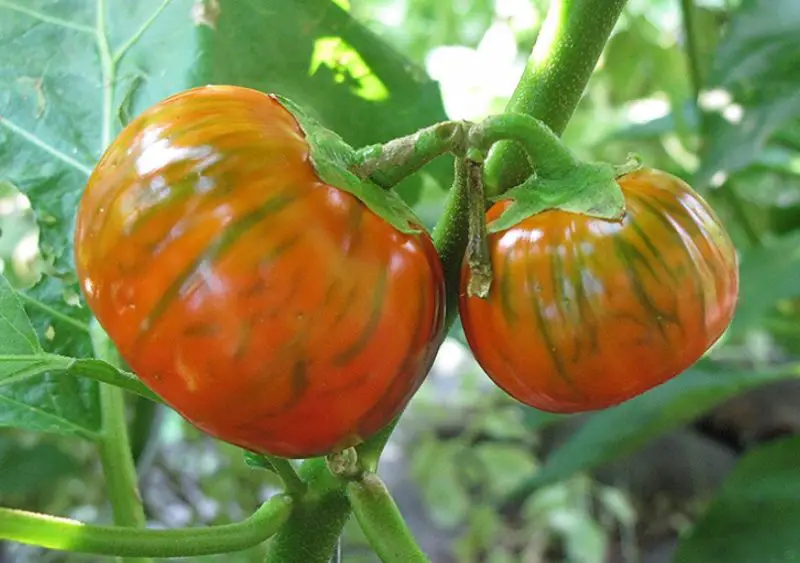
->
[674,436,800,563]
[477,404,555,441]
[696,0,800,185]
[0,371,100,439]
[729,231,800,336]
[0,436,81,497]
[411,438,471,529]
[0,348,127,441]
[473,443,537,498]
[602,15,693,106]
[554,510,607,563]
[23,276,93,358]
[243,451,278,473]
[521,406,568,433]
[0,274,42,355]
[0,276,102,438]
[488,161,626,233]
[280,95,426,234]
[0,276,143,439]
[503,362,800,505]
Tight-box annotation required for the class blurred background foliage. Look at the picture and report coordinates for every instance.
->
[2,0,800,561]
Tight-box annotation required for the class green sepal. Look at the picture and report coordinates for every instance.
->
[487,161,627,233]
[614,153,644,178]
[275,95,425,235]
[243,451,277,473]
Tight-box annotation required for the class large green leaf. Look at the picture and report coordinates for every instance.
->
[0,275,100,438]
[674,436,800,563]
[696,0,800,185]
[502,362,800,505]
[0,371,100,439]
[0,435,81,498]
[729,231,800,336]
[0,272,41,356]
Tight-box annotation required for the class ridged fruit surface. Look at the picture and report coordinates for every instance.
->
[75,86,445,458]
[459,168,739,413]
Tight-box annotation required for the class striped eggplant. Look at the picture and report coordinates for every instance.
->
[459,168,739,413]
[75,86,445,458]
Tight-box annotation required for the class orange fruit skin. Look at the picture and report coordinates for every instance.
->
[459,169,739,413]
[75,86,446,458]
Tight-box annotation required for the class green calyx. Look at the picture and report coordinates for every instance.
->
[487,159,629,233]
[276,95,426,235]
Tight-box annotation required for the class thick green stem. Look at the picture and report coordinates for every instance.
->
[484,0,627,195]
[352,121,468,188]
[264,459,351,563]
[431,157,471,330]
[90,320,151,563]
[347,474,430,563]
[0,496,292,557]
[470,113,578,177]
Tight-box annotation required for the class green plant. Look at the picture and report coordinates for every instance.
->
[2,0,800,562]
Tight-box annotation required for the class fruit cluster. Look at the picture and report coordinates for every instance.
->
[75,86,739,458]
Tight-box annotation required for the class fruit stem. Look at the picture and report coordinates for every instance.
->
[264,457,308,498]
[470,113,578,180]
[263,459,350,563]
[431,156,472,330]
[483,0,628,195]
[347,473,430,563]
[464,157,493,298]
[352,121,468,188]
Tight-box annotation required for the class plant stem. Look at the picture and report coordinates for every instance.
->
[90,320,151,563]
[347,474,430,563]
[470,114,578,177]
[352,121,467,188]
[464,159,492,298]
[0,495,292,557]
[431,157,471,332]
[98,385,148,530]
[261,457,308,497]
[484,0,627,195]
[263,459,351,563]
